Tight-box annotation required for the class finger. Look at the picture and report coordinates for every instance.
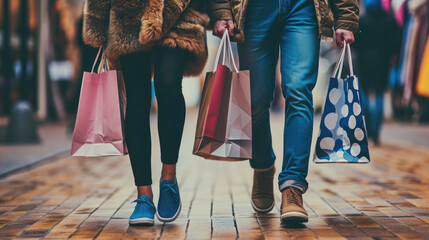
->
[227,21,235,36]
[343,36,351,44]
[213,25,220,38]
[336,31,343,47]
[219,26,226,36]
[345,35,355,44]
[218,22,226,38]
[213,25,219,37]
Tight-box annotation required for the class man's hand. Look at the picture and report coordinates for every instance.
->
[335,29,355,47]
[213,20,235,38]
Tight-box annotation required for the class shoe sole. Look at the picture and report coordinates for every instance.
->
[251,199,275,214]
[129,218,154,226]
[281,212,308,223]
[156,202,182,223]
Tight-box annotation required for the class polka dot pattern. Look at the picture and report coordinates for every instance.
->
[354,128,364,141]
[353,78,359,90]
[314,75,370,163]
[341,105,349,117]
[336,127,344,136]
[350,143,360,156]
[349,115,356,129]
[353,102,361,116]
[320,137,335,150]
[329,88,341,105]
[324,113,338,130]
[348,90,353,103]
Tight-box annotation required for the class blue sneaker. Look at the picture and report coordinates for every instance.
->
[129,195,156,225]
[156,178,181,222]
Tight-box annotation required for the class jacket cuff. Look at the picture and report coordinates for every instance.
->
[209,10,233,27]
[335,20,359,33]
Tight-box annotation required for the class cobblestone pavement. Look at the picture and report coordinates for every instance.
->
[0,110,428,239]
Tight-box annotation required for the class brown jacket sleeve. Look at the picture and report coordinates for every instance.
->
[209,0,233,27]
[329,0,359,32]
[82,0,111,47]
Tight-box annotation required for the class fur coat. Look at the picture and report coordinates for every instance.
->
[83,0,209,76]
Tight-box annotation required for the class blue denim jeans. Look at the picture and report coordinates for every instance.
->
[238,0,320,193]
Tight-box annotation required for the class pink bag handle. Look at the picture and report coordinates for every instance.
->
[91,47,103,73]
[91,47,110,73]
[98,52,110,73]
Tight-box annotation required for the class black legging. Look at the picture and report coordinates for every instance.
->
[120,47,186,186]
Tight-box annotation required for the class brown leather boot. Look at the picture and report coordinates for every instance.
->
[251,166,275,213]
[280,187,308,223]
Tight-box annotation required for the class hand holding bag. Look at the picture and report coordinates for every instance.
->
[314,42,370,163]
[71,47,127,156]
[193,30,252,161]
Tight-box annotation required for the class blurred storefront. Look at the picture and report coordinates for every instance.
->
[0,0,38,116]
[1,0,428,125]
[0,0,84,122]
[390,0,429,122]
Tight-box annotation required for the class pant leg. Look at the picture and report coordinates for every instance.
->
[120,52,153,186]
[238,0,280,169]
[154,47,187,165]
[360,91,374,138]
[373,92,384,139]
[277,0,320,193]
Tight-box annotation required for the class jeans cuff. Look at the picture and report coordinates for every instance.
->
[279,180,307,193]
[250,157,276,170]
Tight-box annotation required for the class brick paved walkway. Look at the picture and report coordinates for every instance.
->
[0,110,429,239]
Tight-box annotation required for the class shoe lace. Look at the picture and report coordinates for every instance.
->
[286,187,301,206]
[132,198,155,210]
[133,198,149,204]
[162,184,179,202]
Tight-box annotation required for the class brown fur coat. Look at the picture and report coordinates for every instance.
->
[83,0,209,76]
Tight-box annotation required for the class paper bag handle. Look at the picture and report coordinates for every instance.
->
[98,52,110,73]
[332,41,354,79]
[213,30,239,73]
[91,47,110,73]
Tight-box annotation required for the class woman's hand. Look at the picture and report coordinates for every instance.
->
[213,20,235,38]
[335,29,355,47]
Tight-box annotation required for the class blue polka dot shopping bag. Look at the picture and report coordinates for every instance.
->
[314,43,370,163]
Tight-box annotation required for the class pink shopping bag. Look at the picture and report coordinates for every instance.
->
[71,47,126,156]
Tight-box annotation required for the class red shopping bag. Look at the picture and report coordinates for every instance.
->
[204,64,231,140]
[71,48,126,156]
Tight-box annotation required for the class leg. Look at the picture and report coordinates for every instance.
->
[278,0,320,193]
[154,47,187,181]
[373,91,384,144]
[120,51,153,197]
[360,90,373,139]
[121,52,156,226]
[239,0,280,169]
[239,0,280,214]
[154,46,186,222]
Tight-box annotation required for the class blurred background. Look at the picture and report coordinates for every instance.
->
[0,0,428,175]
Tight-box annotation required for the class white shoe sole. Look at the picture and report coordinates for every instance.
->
[129,218,155,225]
[251,199,275,214]
[281,212,308,223]
[156,202,182,223]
